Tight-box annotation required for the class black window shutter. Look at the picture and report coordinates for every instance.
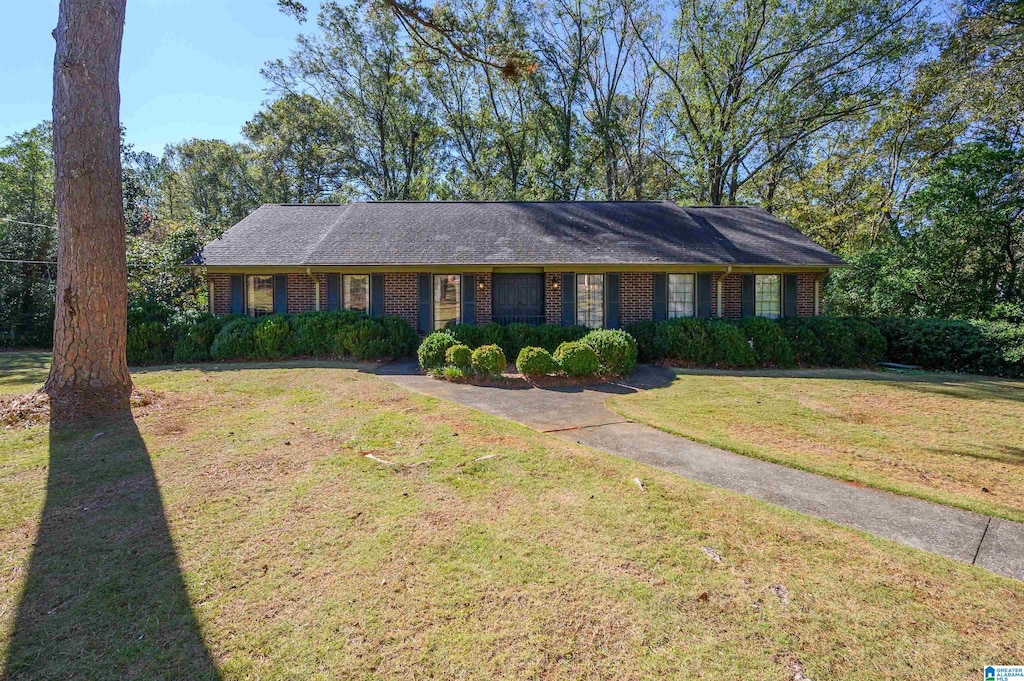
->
[274,274,288,314]
[783,274,799,318]
[561,273,575,327]
[461,274,476,325]
[740,274,755,317]
[326,274,340,311]
[605,273,620,329]
[697,273,713,318]
[230,274,244,315]
[418,273,432,333]
[371,274,385,317]
[653,273,667,321]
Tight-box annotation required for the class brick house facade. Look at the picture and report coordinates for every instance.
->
[207,268,828,331]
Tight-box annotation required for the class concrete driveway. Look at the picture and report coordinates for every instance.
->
[377,360,1024,580]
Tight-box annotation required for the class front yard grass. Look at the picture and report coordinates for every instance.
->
[608,368,1024,523]
[1,356,1022,679]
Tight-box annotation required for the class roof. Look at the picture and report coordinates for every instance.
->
[189,201,846,268]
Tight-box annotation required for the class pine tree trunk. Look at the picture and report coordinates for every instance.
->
[44,0,132,417]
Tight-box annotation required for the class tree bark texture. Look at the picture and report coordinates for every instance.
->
[45,0,132,416]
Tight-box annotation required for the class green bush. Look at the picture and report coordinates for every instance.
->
[580,329,638,375]
[736,317,793,367]
[379,315,419,358]
[418,331,459,370]
[173,313,225,362]
[706,321,756,368]
[471,344,507,376]
[807,317,858,366]
[210,318,256,360]
[289,311,356,356]
[448,322,507,351]
[126,321,174,366]
[446,343,473,369]
[515,346,558,376]
[780,319,826,365]
[437,365,474,381]
[554,341,600,376]
[624,320,658,363]
[839,318,887,366]
[655,318,710,364]
[251,315,292,359]
[868,317,1020,376]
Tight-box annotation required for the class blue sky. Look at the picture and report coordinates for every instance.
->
[0,0,321,156]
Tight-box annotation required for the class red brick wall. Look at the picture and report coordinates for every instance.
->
[545,272,564,324]
[797,273,823,316]
[208,273,232,315]
[385,273,419,329]
[620,272,653,325]
[720,274,742,319]
[472,273,492,325]
[286,273,326,313]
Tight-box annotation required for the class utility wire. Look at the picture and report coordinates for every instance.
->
[0,217,56,229]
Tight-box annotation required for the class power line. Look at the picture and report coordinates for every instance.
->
[0,258,57,265]
[0,217,56,229]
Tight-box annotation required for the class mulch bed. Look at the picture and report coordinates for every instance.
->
[433,364,621,388]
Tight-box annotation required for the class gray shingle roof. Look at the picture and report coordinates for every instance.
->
[189,201,845,267]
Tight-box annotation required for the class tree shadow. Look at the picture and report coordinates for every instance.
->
[3,407,220,680]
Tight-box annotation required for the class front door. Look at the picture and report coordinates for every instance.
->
[493,274,544,324]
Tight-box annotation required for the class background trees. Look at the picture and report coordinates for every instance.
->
[1,0,1021,346]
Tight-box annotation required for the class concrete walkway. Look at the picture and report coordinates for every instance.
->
[377,361,1024,580]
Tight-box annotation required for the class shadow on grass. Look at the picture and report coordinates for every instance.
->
[666,366,1024,404]
[2,408,220,680]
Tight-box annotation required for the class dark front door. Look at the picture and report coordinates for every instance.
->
[493,274,544,324]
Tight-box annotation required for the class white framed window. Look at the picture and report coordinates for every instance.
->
[576,274,605,328]
[433,274,461,329]
[668,273,695,318]
[343,274,369,313]
[755,274,782,318]
[246,275,274,317]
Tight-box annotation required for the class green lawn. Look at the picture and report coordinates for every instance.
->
[608,368,1024,522]
[1,355,1022,679]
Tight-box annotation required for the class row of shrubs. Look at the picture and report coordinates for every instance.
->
[127,304,418,365]
[870,317,1024,377]
[621,316,885,369]
[438,322,593,361]
[419,328,639,379]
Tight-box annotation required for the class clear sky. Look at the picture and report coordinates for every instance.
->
[0,0,320,156]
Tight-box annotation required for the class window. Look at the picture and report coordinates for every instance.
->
[755,274,781,318]
[343,274,369,313]
[246,275,274,317]
[668,273,695,318]
[576,274,605,328]
[433,274,461,330]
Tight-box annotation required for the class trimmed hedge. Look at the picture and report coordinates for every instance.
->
[515,346,558,376]
[554,341,601,376]
[580,329,638,375]
[471,344,507,376]
[446,322,589,359]
[868,317,1023,376]
[128,309,417,365]
[736,317,793,367]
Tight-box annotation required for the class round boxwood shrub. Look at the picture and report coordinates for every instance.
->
[516,346,558,376]
[418,330,459,370]
[210,318,256,360]
[554,341,600,376]
[706,321,755,368]
[737,317,793,367]
[446,343,473,369]
[580,329,638,375]
[471,344,507,376]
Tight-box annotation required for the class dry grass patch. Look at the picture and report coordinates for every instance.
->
[608,368,1024,521]
[0,358,1022,679]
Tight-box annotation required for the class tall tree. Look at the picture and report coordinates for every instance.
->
[45,0,132,415]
